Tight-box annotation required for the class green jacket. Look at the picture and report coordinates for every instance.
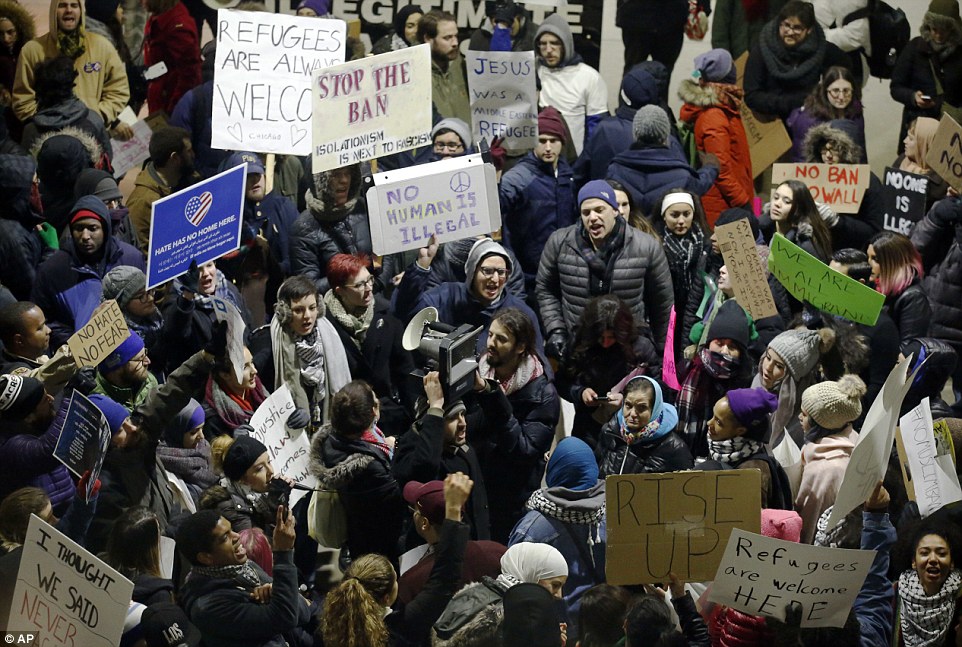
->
[431,56,471,125]
[93,371,159,411]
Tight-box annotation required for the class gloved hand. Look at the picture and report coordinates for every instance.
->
[545,329,568,362]
[68,368,97,395]
[178,259,201,296]
[234,423,254,437]
[928,195,962,229]
[487,136,507,172]
[78,470,101,499]
[204,320,229,359]
[287,408,310,430]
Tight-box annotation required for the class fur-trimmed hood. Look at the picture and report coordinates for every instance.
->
[30,126,103,167]
[432,579,506,647]
[308,423,375,489]
[678,78,721,108]
[802,122,863,164]
[305,163,363,223]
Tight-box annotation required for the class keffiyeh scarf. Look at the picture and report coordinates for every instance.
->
[899,568,962,647]
[709,436,765,464]
[479,352,544,396]
[191,562,262,591]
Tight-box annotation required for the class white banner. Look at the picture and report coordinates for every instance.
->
[248,385,317,507]
[898,398,962,517]
[312,44,432,173]
[466,50,537,150]
[8,515,134,645]
[366,153,501,255]
[213,10,347,155]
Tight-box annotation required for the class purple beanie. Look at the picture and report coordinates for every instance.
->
[88,394,131,436]
[726,387,778,441]
[694,48,736,84]
[99,332,145,375]
[297,0,330,14]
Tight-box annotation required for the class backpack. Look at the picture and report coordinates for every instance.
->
[842,0,911,80]
[677,119,699,168]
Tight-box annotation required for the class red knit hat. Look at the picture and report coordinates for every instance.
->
[538,107,567,143]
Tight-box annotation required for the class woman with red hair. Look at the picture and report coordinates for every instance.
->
[867,231,930,348]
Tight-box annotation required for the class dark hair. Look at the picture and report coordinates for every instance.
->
[777,0,816,29]
[832,248,871,284]
[579,585,634,647]
[491,307,536,357]
[198,484,232,511]
[149,126,190,167]
[607,178,660,239]
[34,56,77,108]
[892,518,962,579]
[417,9,456,42]
[107,507,162,578]
[624,376,655,403]
[868,230,924,297]
[625,595,677,647]
[0,301,40,346]
[176,510,222,565]
[277,275,320,306]
[331,380,377,438]
[651,187,709,238]
[803,66,861,120]
[775,179,833,260]
[567,295,640,374]
[0,487,49,549]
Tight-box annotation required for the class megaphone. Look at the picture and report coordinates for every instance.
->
[402,307,439,352]
[402,307,483,403]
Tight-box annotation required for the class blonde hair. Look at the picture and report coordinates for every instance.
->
[0,487,50,551]
[320,554,394,647]
[210,434,236,474]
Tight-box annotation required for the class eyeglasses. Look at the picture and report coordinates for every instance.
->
[779,21,807,34]
[827,88,853,97]
[433,141,464,151]
[131,352,150,366]
[348,277,375,290]
[131,291,154,303]
[478,267,508,278]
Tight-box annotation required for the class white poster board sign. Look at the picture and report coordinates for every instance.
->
[709,529,874,628]
[898,398,962,517]
[466,50,537,150]
[366,153,501,255]
[311,44,432,173]
[248,385,317,507]
[8,515,134,645]
[213,10,347,155]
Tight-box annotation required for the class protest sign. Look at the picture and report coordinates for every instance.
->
[211,296,247,384]
[715,219,778,320]
[53,391,112,501]
[768,233,884,326]
[662,306,681,390]
[146,164,246,289]
[882,166,929,234]
[110,119,154,178]
[605,470,761,584]
[8,515,134,646]
[67,300,130,368]
[213,10,346,155]
[249,385,318,507]
[897,398,962,517]
[312,45,432,173]
[709,529,874,628]
[771,163,870,214]
[925,113,962,192]
[366,153,501,255]
[827,355,916,528]
[773,433,803,499]
[466,50,537,151]
[735,53,791,177]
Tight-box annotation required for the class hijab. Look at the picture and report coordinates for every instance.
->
[900,117,940,174]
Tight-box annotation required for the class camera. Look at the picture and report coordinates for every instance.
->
[403,307,483,404]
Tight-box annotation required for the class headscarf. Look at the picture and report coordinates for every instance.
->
[545,437,597,490]
[617,376,678,445]
[901,117,940,174]
[496,543,567,589]
[162,399,205,447]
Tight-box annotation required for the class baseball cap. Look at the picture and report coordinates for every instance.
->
[403,480,446,525]
[227,151,266,175]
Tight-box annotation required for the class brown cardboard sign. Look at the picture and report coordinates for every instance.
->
[67,300,130,368]
[715,219,779,320]
[605,470,762,585]
[735,53,791,178]
[925,114,962,192]
[771,163,870,214]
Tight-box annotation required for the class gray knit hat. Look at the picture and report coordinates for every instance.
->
[464,238,512,290]
[801,375,866,430]
[632,105,671,146]
[431,118,473,149]
[102,265,147,309]
[767,328,835,380]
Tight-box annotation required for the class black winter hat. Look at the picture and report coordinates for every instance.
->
[707,300,751,351]
[223,435,269,481]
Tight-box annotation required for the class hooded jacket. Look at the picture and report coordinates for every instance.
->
[0,154,50,300]
[534,14,608,155]
[21,95,112,160]
[290,163,373,294]
[33,129,102,233]
[432,578,508,647]
[678,78,753,225]
[607,143,719,216]
[426,237,527,300]
[31,195,145,348]
[12,0,129,122]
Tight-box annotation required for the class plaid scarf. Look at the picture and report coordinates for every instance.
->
[191,562,262,591]
[663,226,703,297]
[577,216,627,296]
[899,568,962,646]
[709,436,765,464]
[676,349,737,453]
[57,27,86,59]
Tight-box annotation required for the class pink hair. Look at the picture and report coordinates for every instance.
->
[870,231,924,297]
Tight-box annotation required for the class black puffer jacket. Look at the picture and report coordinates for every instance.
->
[536,221,674,347]
[887,280,930,347]
[290,163,373,294]
[912,197,962,354]
[0,154,50,300]
[596,419,694,477]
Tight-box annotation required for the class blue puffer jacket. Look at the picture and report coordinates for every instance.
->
[607,145,718,216]
[500,153,576,295]
[31,195,146,348]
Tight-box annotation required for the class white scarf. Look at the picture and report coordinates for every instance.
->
[899,568,962,646]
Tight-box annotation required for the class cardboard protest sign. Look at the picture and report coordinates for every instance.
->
[827,355,917,528]
[312,45,432,173]
[366,153,501,255]
[734,53,791,177]
[715,219,778,320]
[146,164,246,289]
[213,10,346,155]
[709,529,874,628]
[768,233,884,326]
[53,391,112,501]
[605,470,761,584]
[882,167,929,234]
[662,306,681,390]
[896,398,962,517]
[110,119,154,178]
[925,113,962,192]
[249,384,318,507]
[466,50,537,151]
[771,163,870,214]
[211,296,247,384]
[8,515,134,646]
[67,300,130,368]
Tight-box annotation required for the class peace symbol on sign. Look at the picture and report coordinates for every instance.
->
[449,171,472,193]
